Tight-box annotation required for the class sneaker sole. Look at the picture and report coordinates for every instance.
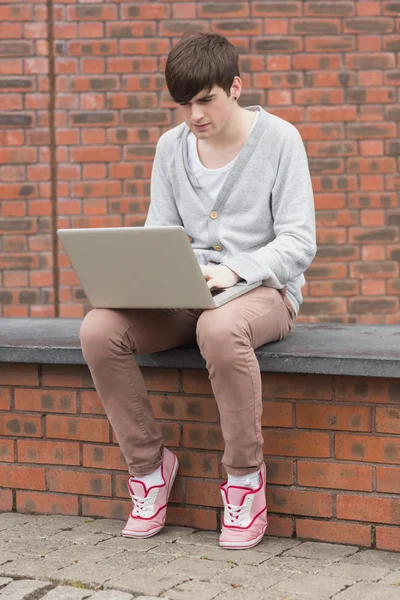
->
[121,455,179,540]
[219,525,267,550]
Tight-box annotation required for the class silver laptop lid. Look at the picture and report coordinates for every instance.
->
[57,226,217,309]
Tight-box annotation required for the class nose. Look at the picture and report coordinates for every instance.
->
[191,104,205,122]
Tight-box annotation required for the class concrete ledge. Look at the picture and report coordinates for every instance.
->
[0,318,399,378]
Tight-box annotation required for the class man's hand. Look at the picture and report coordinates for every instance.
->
[200,264,241,290]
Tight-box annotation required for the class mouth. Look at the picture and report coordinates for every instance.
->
[193,123,210,130]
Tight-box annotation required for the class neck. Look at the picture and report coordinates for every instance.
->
[202,106,255,150]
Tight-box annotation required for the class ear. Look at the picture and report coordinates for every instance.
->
[230,76,242,101]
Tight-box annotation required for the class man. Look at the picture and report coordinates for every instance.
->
[80,32,316,550]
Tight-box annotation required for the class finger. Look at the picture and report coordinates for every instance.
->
[207,278,218,289]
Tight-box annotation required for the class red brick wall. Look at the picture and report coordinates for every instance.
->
[1,363,399,551]
[0,1,399,321]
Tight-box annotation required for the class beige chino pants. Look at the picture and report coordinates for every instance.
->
[79,286,296,477]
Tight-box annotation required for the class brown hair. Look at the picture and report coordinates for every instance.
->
[165,32,240,104]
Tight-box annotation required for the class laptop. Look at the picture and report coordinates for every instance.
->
[57,226,262,309]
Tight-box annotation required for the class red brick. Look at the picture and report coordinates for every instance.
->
[0,364,39,386]
[0,415,42,438]
[18,440,80,466]
[296,404,371,432]
[150,395,217,422]
[82,496,129,521]
[80,390,105,415]
[82,444,127,471]
[296,519,372,547]
[0,464,45,490]
[0,489,13,511]
[267,487,333,517]
[376,466,400,493]
[262,374,332,400]
[46,415,109,443]
[186,479,222,508]
[17,491,79,516]
[182,370,213,395]
[166,506,217,531]
[42,365,94,388]
[142,368,180,392]
[335,433,400,464]
[375,526,400,552]
[0,388,11,410]
[265,515,293,538]
[48,469,112,496]
[264,430,331,458]
[334,376,400,404]
[262,401,293,428]
[174,450,219,479]
[158,423,180,447]
[337,494,400,524]
[265,459,294,485]
[0,440,14,462]
[376,406,400,434]
[14,389,77,413]
[298,461,373,491]
[183,424,223,451]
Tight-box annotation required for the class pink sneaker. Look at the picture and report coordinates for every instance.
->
[219,463,268,549]
[122,447,179,539]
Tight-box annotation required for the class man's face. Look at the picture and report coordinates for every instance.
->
[177,85,236,140]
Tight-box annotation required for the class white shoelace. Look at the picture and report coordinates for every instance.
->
[132,493,153,518]
[225,502,246,526]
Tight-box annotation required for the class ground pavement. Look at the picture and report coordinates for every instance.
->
[0,513,399,599]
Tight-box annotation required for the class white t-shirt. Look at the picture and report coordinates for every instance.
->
[188,111,259,206]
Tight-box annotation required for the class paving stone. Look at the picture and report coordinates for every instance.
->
[154,556,234,579]
[283,541,358,563]
[335,582,400,599]
[52,530,113,545]
[0,580,12,591]
[0,553,18,568]
[265,555,325,574]
[215,588,298,600]
[0,578,52,598]
[47,544,124,562]
[73,520,124,536]
[0,556,77,580]
[215,563,291,588]
[378,570,400,585]
[90,591,134,600]
[135,597,170,600]
[102,550,173,572]
[104,568,189,597]
[176,531,219,547]
[189,546,272,566]
[162,579,230,600]
[96,537,162,553]
[54,560,134,588]
[41,586,94,599]
[318,561,391,583]
[1,538,73,558]
[345,549,400,570]
[0,514,32,531]
[271,572,354,598]
[148,527,195,543]
[255,536,303,555]
[147,543,214,559]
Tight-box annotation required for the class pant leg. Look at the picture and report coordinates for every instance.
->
[196,287,296,477]
[79,307,201,476]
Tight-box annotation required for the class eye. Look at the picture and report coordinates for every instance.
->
[200,98,212,103]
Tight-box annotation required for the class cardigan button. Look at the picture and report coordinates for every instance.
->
[210,211,218,219]
[214,245,223,251]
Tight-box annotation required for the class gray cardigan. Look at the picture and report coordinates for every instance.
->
[145,106,317,314]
